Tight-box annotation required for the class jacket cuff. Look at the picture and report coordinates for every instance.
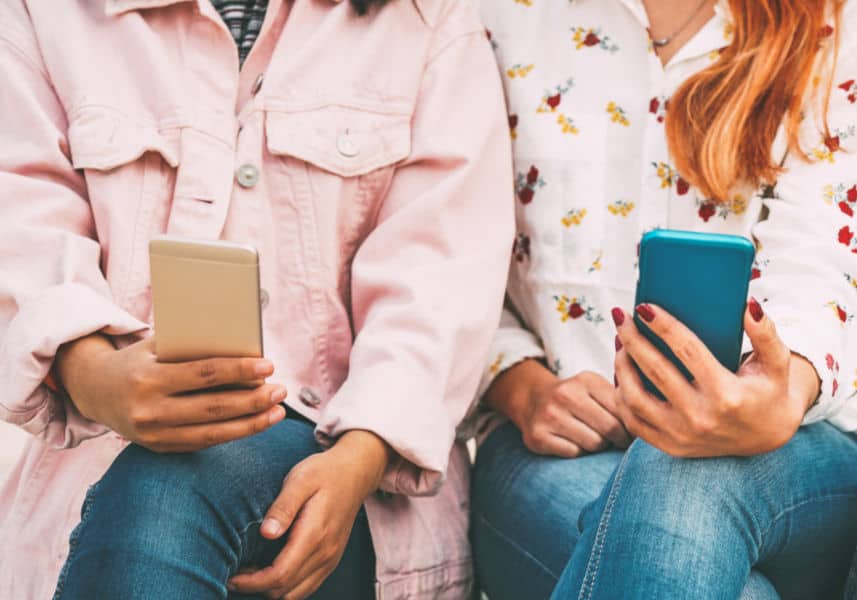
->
[0,282,148,448]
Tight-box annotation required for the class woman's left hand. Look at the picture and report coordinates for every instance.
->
[227,430,390,599]
[612,298,820,458]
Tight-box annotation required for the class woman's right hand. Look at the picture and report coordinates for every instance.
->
[485,359,631,458]
[55,334,287,453]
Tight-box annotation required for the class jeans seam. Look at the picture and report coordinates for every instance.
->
[234,518,265,572]
[578,447,633,600]
[758,492,857,545]
[52,481,101,600]
[473,512,561,583]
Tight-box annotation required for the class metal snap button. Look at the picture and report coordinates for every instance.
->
[251,73,264,95]
[298,387,321,407]
[336,132,360,158]
[235,163,260,188]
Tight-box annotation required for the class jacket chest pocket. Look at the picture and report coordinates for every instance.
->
[265,105,411,289]
[67,109,180,321]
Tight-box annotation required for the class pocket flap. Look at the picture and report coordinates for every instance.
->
[266,106,411,177]
[67,108,180,171]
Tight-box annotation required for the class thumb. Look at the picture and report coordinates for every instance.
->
[260,467,317,539]
[744,297,790,374]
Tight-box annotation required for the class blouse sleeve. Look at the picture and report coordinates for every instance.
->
[748,16,857,423]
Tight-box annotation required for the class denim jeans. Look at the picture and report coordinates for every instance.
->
[472,421,857,600]
[54,415,375,600]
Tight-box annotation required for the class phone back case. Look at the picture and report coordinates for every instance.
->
[150,236,264,362]
[634,230,755,395]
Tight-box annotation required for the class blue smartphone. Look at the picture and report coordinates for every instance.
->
[633,230,755,397]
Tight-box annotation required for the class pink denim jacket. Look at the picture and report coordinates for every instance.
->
[0,0,513,597]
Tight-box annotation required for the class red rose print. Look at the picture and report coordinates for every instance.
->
[584,32,600,47]
[848,185,857,203]
[838,305,848,323]
[698,202,716,222]
[568,303,585,319]
[840,201,854,217]
[821,24,835,38]
[840,79,855,91]
[676,177,690,196]
[839,225,854,246]
[833,379,840,395]
[825,135,841,152]
[751,268,761,280]
[518,187,535,205]
[850,94,857,104]
[527,166,540,185]
[657,116,664,123]
[826,353,835,370]
[546,94,562,109]
[649,98,660,114]
[508,114,519,130]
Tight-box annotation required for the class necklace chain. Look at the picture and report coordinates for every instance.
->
[649,0,711,48]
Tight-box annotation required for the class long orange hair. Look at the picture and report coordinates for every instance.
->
[666,0,843,201]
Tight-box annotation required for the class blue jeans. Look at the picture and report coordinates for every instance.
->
[54,415,375,599]
[472,421,857,600]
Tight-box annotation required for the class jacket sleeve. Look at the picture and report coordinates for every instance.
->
[748,16,857,424]
[314,2,515,496]
[0,13,148,448]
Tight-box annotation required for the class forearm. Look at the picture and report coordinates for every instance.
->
[54,333,116,421]
[483,359,557,427]
[331,430,393,496]
[790,353,822,415]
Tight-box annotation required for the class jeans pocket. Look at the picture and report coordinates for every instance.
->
[52,481,102,600]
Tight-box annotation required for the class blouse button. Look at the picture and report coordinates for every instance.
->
[235,163,260,188]
[298,387,321,408]
[336,132,360,158]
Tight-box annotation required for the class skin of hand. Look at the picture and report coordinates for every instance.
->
[611,298,820,458]
[55,334,288,453]
[227,430,391,599]
[485,359,632,458]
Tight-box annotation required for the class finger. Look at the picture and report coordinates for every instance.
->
[230,494,324,593]
[613,309,698,408]
[614,348,679,434]
[549,411,607,453]
[261,467,320,540]
[151,404,286,452]
[575,376,633,447]
[280,567,331,600]
[159,356,276,393]
[149,384,287,426]
[744,297,790,376]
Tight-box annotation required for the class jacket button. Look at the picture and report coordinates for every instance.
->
[251,73,264,95]
[336,132,360,158]
[235,163,260,188]
[299,387,321,407]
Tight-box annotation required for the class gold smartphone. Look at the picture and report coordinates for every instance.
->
[149,235,264,362]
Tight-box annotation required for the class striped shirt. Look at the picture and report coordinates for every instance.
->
[210,0,269,65]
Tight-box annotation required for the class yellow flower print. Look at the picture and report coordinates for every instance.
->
[557,113,580,135]
[728,194,748,216]
[653,161,676,188]
[812,126,856,163]
[506,64,535,79]
[589,251,603,274]
[537,78,574,113]
[489,353,505,376]
[607,200,636,217]
[553,295,604,323]
[561,208,587,227]
[571,27,619,52]
[514,0,533,6]
[607,102,630,127]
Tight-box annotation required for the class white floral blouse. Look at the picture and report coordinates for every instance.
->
[471,0,857,435]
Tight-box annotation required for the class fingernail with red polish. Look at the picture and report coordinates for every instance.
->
[611,307,625,327]
[748,297,764,322]
[636,303,655,323]
[615,335,622,351]
[261,518,281,537]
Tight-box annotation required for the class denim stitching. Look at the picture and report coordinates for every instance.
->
[578,448,633,600]
[52,481,101,600]
[473,512,561,582]
[758,492,857,546]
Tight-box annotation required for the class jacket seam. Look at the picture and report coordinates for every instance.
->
[0,35,48,80]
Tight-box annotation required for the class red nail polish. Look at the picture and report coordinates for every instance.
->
[748,297,764,322]
[615,335,622,351]
[611,307,625,327]
[636,304,655,323]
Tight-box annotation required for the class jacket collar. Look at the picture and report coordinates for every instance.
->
[105,0,436,25]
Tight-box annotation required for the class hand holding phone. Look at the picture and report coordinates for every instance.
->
[610,230,819,457]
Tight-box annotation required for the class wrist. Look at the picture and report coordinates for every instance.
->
[789,352,821,415]
[332,430,391,495]
[484,359,556,428]
[55,334,116,420]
